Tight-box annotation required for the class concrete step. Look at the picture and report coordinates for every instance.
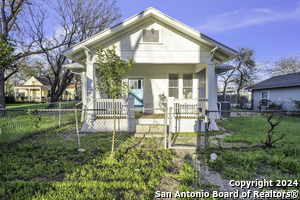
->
[135,124,165,138]
[134,132,164,138]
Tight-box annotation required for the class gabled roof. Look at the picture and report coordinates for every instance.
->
[246,72,300,90]
[62,7,237,65]
[33,76,52,86]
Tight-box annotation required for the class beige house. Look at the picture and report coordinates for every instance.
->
[14,76,81,102]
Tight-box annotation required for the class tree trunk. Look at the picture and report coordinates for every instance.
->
[74,81,78,99]
[237,88,243,108]
[111,98,116,158]
[0,69,6,116]
[46,94,60,108]
[222,82,227,101]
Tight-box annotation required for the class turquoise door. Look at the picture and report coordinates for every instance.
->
[128,78,143,108]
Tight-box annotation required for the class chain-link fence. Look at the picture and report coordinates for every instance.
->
[0,107,170,151]
[168,107,208,149]
[206,110,300,148]
[4,105,297,152]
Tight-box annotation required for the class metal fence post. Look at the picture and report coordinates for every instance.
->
[169,107,172,148]
[164,107,167,149]
[75,110,80,148]
[59,101,61,126]
[204,122,208,149]
[197,117,201,149]
[204,109,209,149]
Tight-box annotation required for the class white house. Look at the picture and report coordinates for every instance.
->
[62,7,237,132]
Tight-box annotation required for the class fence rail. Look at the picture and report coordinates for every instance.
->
[1,106,298,151]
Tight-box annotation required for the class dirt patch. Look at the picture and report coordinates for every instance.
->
[194,156,261,200]
[154,149,196,200]
[209,133,252,148]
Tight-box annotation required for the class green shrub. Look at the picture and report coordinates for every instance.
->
[5,93,15,104]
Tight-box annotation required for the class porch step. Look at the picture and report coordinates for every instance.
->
[134,124,165,138]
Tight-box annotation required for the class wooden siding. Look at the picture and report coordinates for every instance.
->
[90,18,211,64]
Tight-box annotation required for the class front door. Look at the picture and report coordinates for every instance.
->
[128,78,143,108]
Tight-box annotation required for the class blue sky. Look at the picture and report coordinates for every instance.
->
[116,0,300,65]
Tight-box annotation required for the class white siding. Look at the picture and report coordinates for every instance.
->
[90,18,211,64]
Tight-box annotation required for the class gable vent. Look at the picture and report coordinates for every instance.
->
[143,30,159,42]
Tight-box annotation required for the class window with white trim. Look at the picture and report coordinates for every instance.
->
[261,91,269,106]
[168,73,193,99]
[169,74,179,98]
[182,74,193,99]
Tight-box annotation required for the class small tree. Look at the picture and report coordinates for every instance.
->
[232,47,257,108]
[260,112,285,148]
[219,68,236,101]
[268,54,300,76]
[96,45,135,158]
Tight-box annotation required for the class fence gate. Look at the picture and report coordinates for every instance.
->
[168,107,207,149]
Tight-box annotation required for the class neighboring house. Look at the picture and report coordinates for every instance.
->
[246,72,300,110]
[14,76,81,102]
[62,7,238,132]
[14,76,52,102]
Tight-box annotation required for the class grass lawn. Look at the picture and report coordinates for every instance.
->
[0,144,173,199]
[6,101,79,109]
[6,102,39,108]
[198,113,300,193]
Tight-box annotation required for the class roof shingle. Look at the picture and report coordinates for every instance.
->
[246,72,300,90]
[34,76,53,86]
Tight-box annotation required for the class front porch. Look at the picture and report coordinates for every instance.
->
[14,86,51,102]
[93,97,208,118]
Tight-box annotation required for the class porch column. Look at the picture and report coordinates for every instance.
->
[167,97,175,112]
[127,97,135,132]
[40,88,42,102]
[86,61,95,110]
[206,62,217,111]
[81,70,87,122]
[29,88,31,101]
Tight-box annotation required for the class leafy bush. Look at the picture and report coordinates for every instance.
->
[268,101,284,111]
[290,98,300,110]
[5,93,15,104]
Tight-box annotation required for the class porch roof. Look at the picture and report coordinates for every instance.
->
[62,63,86,73]
[216,64,235,74]
[63,63,235,74]
[14,85,51,90]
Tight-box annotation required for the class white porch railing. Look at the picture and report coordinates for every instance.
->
[94,98,128,117]
[170,98,208,117]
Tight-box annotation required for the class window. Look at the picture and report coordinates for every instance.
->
[168,73,193,99]
[143,30,159,42]
[169,74,179,98]
[183,74,193,99]
[261,91,269,106]
[32,81,35,85]
[129,79,142,89]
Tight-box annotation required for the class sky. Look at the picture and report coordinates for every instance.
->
[116,0,300,73]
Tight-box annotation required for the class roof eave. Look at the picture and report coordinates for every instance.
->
[247,84,300,90]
